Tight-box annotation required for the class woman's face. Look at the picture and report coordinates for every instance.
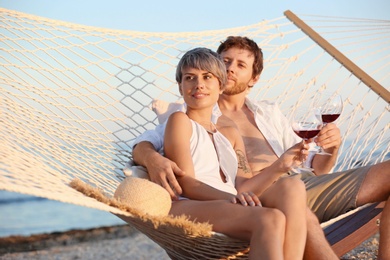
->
[179,67,222,110]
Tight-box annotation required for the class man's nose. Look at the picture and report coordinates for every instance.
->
[225,63,234,73]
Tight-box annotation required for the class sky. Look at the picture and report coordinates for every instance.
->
[1,0,389,32]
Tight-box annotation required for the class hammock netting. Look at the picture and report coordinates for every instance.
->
[1,8,389,259]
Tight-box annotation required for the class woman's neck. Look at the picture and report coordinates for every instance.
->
[186,107,216,133]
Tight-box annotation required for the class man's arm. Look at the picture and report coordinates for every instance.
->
[132,141,185,200]
[274,104,340,175]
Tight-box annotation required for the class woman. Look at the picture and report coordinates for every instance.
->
[164,47,308,260]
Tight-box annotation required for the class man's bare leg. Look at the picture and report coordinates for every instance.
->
[303,208,338,260]
[378,196,390,260]
[356,161,390,259]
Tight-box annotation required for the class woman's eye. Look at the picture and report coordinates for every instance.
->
[204,74,214,80]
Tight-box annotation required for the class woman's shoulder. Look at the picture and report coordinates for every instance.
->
[167,111,189,122]
[169,110,186,117]
[166,111,191,131]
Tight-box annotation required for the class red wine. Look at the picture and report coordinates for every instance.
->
[294,129,320,139]
[322,114,340,123]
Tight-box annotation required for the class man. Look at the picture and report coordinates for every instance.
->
[132,36,389,259]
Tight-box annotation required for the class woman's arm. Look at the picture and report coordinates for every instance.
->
[164,112,234,201]
[221,126,307,197]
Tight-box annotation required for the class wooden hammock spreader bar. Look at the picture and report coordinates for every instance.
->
[324,201,384,257]
[284,10,390,104]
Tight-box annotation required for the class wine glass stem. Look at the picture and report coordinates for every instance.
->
[319,123,328,154]
[302,139,308,167]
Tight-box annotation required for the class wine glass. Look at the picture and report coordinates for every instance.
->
[290,106,323,173]
[316,93,343,155]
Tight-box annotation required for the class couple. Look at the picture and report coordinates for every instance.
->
[131,36,390,259]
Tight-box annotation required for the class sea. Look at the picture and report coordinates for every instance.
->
[0,190,125,238]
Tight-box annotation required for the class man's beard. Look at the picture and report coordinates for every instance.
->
[223,81,248,95]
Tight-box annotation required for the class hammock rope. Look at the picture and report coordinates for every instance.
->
[1,8,389,258]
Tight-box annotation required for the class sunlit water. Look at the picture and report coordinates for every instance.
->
[0,190,125,237]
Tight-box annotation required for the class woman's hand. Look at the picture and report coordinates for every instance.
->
[230,191,262,206]
[278,141,310,172]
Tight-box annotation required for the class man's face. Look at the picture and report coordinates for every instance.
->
[220,47,256,95]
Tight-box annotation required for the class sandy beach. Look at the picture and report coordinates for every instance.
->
[0,224,379,260]
[0,225,169,260]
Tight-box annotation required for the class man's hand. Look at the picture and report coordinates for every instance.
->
[145,152,185,200]
[132,141,185,200]
[312,123,341,174]
[315,123,341,153]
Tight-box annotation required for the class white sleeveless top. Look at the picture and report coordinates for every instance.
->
[189,120,237,195]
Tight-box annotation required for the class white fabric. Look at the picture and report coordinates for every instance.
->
[245,98,300,156]
[128,110,238,195]
[189,120,237,195]
[131,98,314,168]
[123,160,149,179]
[152,99,186,124]
[132,99,222,152]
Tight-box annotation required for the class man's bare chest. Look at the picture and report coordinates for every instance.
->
[223,111,277,171]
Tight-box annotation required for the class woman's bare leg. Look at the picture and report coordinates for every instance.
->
[259,176,307,260]
[170,200,286,260]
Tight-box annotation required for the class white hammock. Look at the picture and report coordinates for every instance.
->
[1,8,389,259]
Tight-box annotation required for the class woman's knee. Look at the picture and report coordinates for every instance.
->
[276,176,306,198]
[254,207,286,232]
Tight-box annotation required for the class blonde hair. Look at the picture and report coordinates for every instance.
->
[176,47,227,90]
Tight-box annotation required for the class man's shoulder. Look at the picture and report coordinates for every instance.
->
[217,122,240,144]
[245,98,281,116]
[216,114,237,127]
[247,98,277,107]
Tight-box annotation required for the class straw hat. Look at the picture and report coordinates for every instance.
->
[114,177,171,216]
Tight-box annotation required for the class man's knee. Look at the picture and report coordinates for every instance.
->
[359,162,390,204]
[306,207,321,226]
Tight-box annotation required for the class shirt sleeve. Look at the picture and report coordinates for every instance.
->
[272,102,301,151]
[132,122,166,152]
[261,101,315,167]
